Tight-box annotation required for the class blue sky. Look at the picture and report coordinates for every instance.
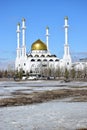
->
[0,0,87,69]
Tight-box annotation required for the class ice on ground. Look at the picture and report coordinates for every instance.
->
[0,80,87,129]
[0,101,87,130]
[0,80,87,98]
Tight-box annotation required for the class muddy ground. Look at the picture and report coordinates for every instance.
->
[1,80,87,129]
[0,87,87,107]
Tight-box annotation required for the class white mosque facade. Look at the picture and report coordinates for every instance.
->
[15,16,85,77]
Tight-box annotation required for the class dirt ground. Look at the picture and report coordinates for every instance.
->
[0,87,87,107]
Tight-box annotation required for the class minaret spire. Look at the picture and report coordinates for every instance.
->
[46,26,49,51]
[16,22,21,58]
[64,16,69,45]
[63,16,72,67]
[22,18,26,57]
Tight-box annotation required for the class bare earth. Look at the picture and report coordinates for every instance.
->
[0,81,87,107]
[1,80,87,130]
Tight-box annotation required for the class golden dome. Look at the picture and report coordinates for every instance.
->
[31,39,47,51]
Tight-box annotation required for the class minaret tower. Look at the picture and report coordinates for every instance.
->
[22,18,26,57]
[16,23,21,59]
[46,26,49,52]
[63,16,71,65]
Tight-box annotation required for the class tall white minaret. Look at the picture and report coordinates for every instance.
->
[22,18,26,57]
[63,16,71,65]
[16,23,21,59]
[46,26,49,52]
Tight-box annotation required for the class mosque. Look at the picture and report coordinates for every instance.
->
[15,16,86,77]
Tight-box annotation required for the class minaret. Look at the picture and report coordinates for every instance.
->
[22,18,26,57]
[63,16,71,65]
[16,23,21,58]
[46,26,49,52]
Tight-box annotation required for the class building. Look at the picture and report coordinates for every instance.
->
[15,17,72,77]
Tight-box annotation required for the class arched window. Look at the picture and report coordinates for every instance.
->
[46,55,51,57]
[28,54,33,57]
[35,55,39,57]
[37,59,41,62]
[31,59,35,62]
[49,59,53,61]
[43,59,47,62]
[55,59,59,61]
[41,55,45,57]
[51,55,57,57]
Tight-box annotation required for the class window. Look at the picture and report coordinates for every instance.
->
[42,64,47,67]
[41,55,45,57]
[52,55,57,57]
[55,59,59,61]
[23,70,25,73]
[49,59,53,61]
[28,55,33,57]
[31,59,35,62]
[37,59,41,62]
[46,55,51,57]
[43,59,47,62]
[35,55,39,57]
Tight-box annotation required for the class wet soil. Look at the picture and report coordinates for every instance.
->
[0,88,87,107]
